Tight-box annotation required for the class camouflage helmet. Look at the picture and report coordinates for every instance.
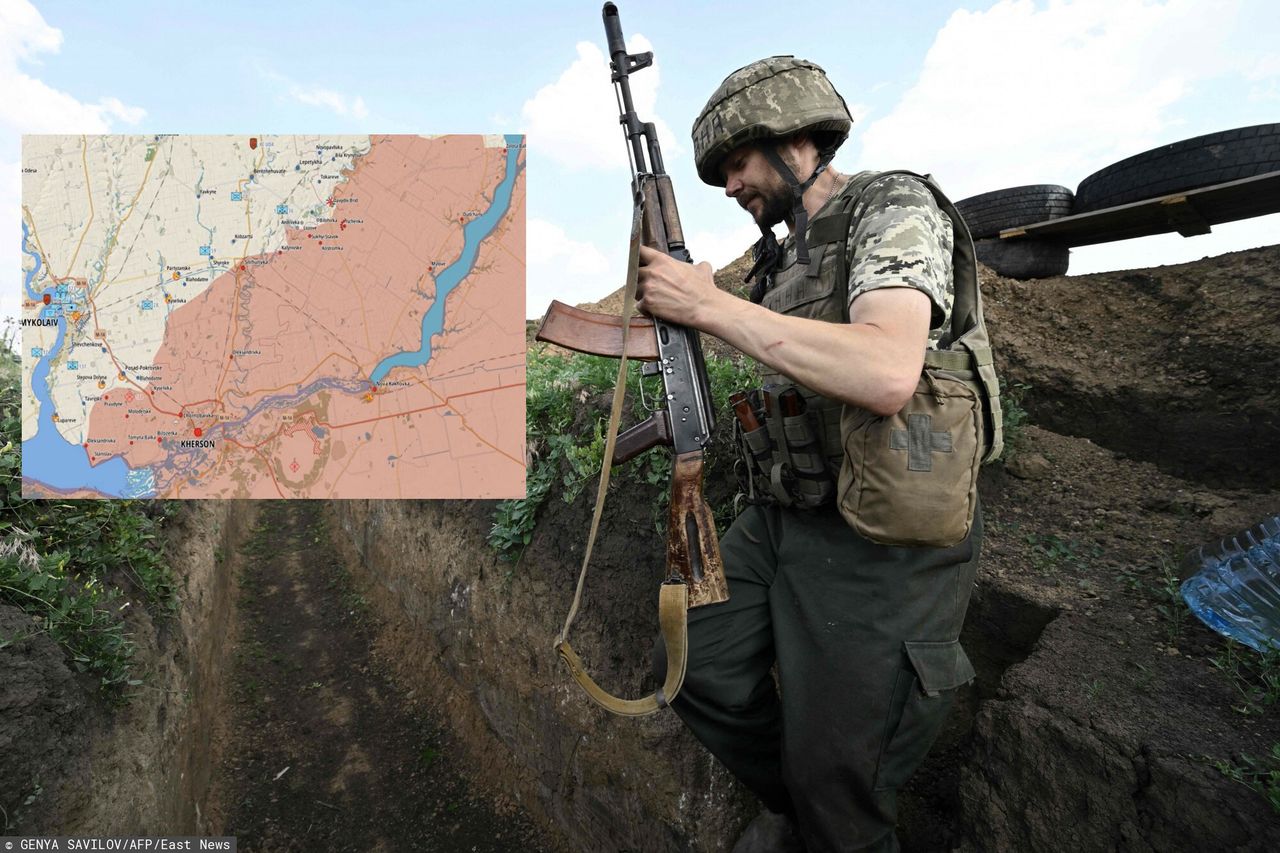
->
[692,56,852,187]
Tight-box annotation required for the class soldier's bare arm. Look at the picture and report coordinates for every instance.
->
[636,246,930,416]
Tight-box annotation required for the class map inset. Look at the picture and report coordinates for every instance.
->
[20,134,526,498]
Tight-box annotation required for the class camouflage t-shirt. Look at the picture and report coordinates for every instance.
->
[781,171,954,347]
[845,173,953,343]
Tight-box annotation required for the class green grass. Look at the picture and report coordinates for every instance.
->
[1207,641,1280,814]
[1153,554,1187,646]
[1,333,178,695]
[1210,641,1280,717]
[1000,381,1033,463]
[1215,743,1280,815]
[487,345,759,564]
[1023,532,1101,578]
[419,744,442,768]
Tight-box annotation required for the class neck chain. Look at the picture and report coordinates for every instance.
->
[824,171,846,207]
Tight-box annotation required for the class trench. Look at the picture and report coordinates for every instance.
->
[202,501,547,852]
[317,497,1067,852]
[898,583,1059,852]
[3,494,1117,849]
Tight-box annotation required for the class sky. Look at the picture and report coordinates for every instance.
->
[3,0,1278,335]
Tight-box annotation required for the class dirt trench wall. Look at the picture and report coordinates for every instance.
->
[952,426,1280,853]
[325,496,756,852]
[981,245,1280,489]
[958,614,1280,853]
[0,501,255,835]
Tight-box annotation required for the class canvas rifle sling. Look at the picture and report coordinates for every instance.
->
[554,198,689,717]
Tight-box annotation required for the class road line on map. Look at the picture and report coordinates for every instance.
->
[428,349,526,380]
[60,137,96,281]
[390,395,405,498]
[335,251,375,356]
[317,381,523,431]
[94,146,157,293]
[411,377,524,469]
[254,445,287,498]
[263,267,367,369]
[323,417,381,498]
[224,352,361,401]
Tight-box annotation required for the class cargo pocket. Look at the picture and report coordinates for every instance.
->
[873,639,976,792]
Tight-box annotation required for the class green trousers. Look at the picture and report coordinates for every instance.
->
[663,502,980,852]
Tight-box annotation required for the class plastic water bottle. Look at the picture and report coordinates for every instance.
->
[1180,516,1280,653]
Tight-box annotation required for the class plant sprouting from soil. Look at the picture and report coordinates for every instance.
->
[1210,640,1280,716]
[1023,532,1100,578]
[1000,381,1033,462]
[1214,743,1280,815]
[1153,555,1186,646]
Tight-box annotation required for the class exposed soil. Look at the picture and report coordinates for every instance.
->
[899,247,1280,850]
[982,245,1280,489]
[0,501,249,836]
[529,243,1280,849]
[0,601,94,833]
[204,502,548,852]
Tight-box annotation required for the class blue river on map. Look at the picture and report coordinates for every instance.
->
[369,135,524,385]
[20,220,156,498]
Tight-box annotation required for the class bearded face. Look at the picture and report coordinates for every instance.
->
[722,142,809,229]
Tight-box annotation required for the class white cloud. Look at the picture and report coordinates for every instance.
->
[292,86,369,119]
[686,222,765,271]
[1245,55,1280,102]
[97,96,146,125]
[0,0,145,133]
[525,217,771,320]
[0,0,146,343]
[1,155,18,329]
[857,0,1245,200]
[521,35,679,172]
[526,218,620,318]
[0,0,62,59]
[257,66,370,119]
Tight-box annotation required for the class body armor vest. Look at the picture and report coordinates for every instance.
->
[735,170,1003,537]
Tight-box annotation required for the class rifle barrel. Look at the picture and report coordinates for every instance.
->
[603,4,648,172]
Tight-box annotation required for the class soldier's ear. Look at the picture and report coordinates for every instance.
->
[780,133,817,170]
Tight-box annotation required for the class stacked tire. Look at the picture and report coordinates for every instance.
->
[1074,123,1280,212]
[955,185,1074,279]
[952,123,1280,280]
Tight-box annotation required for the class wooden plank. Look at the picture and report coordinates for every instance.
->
[1160,195,1213,237]
[997,170,1280,248]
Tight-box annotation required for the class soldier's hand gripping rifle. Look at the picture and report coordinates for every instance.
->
[537,2,729,717]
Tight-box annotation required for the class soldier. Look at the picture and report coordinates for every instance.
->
[638,57,1000,852]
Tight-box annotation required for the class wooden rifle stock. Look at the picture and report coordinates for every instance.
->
[669,451,728,607]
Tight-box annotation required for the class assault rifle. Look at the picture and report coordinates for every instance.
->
[538,2,729,716]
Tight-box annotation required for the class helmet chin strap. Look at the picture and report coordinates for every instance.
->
[744,144,836,303]
[762,144,833,264]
